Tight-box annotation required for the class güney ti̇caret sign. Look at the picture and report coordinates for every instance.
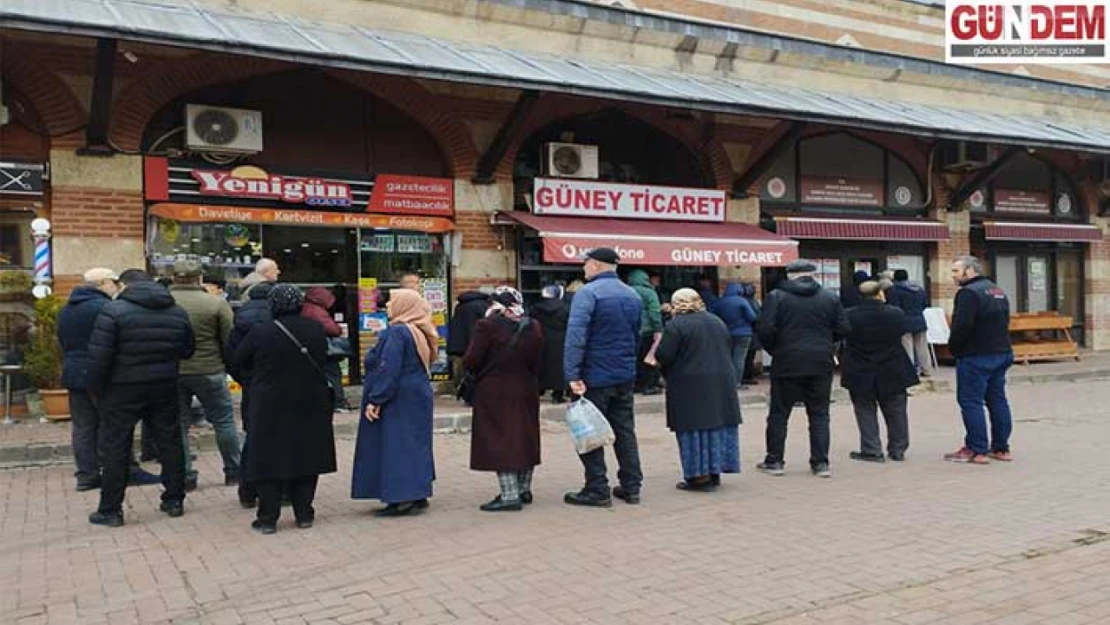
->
[532,178,726,223]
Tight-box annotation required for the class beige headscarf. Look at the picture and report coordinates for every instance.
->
[670,288,706,315]
[388,289,439,373]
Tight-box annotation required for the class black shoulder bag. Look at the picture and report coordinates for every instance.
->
[274,320,337,406]
[456,318,530,404]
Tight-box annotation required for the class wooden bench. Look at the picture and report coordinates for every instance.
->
[933,311,1079,365]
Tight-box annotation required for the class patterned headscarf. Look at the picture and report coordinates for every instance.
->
[387,289,439,373]
[670,288,705,315]
[486,286,525,318]
[268,283,305,317]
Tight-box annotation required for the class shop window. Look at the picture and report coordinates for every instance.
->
[0,212,34,268]
[148,216,262,287]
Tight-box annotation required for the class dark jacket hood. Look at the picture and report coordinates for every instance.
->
[304,286,336,309]
[627,270,651,288]
[67,286,110,306]
[119,281,176,309]
[779,276,822,297]
[457,291,489,304]
[723,283,744,298]
[895,279,924,292]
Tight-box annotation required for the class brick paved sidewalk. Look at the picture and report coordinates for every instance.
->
[3,378,1110,625]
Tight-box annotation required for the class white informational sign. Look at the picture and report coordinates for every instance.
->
[887,255,925,283]
[924,307,951,345]
[532,178,726,222]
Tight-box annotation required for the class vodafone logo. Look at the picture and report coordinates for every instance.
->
[557,243,646,261]
[946,1,1108,63]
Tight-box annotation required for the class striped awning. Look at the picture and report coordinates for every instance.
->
[984,222,1104,242]
[775,217,950,241]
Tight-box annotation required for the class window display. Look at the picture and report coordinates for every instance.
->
[148,217,261,286]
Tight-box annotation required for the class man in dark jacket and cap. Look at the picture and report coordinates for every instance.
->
[841,270,870,309]
[886,269,932,377]
[85,273,195,527]
[841,281,918,462]
[757,259,851,478]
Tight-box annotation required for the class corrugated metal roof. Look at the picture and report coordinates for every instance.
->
[3,0,1109,153]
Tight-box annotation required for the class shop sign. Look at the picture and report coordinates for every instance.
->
[532,178,726,223]
[148,203,455,232]
[368,175,454,217]
[0,162,46,196]
[542,237,797,267]
[994,189,1052,215]
[191,165,352,207]
[800,177,883,207]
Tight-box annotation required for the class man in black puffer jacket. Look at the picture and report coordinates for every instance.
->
[757,259,851,479]
[86,272,195,527]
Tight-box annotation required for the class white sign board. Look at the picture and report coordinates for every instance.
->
[924,307,951,345]
[532,178,726,222]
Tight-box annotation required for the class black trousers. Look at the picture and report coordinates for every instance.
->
[743,344,759,382]
[97,381,186,514]
[238,385,258,502]
[634,335,660,392]
[850,391,909,457]
[257,476,318,525]
[579,383,642,495]
[764,374,833,467]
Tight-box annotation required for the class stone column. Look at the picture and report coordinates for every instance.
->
[452,179,516,295]
[1085,215,1110,350]
[930,206,970,314]
[718,196,762,294]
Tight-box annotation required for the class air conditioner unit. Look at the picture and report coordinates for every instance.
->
[939,140,989,172]
[543,143,599,179]
[185,104,263,154]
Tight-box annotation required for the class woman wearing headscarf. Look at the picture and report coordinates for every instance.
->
[231,284,337,534]
[463,287,544,511]
[530,284,570,403]
[654,288,742,491]
[352,289,440,517]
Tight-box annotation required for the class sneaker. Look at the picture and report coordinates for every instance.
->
[563,490,612,508]
[944,447,990,464]
[849,452,885,463]
[88,510,124,527]
[612,486,641,505]
[159,500,184,518]
[128,468,162,486]
[812,463,832,478]
[888,452,906,462]
[988,451,1013,462]
[757,461,785,476]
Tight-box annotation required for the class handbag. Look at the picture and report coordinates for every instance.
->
[456,317,530,404]
[274,320,337,406]
[326,336,352,358]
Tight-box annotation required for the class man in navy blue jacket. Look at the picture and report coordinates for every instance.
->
[886,269,933,377]
[711,281,759,387]
[563,248,644,507]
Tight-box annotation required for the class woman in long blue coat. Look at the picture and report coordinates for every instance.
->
[352,289,440,517]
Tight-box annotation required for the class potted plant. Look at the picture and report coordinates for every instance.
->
[0,270,33,301]
[22,294,69,419]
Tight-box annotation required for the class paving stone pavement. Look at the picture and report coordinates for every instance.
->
[2,378,1109,625]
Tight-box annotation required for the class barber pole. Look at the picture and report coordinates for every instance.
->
[30,218,52,298]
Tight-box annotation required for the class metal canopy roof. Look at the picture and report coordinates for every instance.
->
[4,0,1110,153]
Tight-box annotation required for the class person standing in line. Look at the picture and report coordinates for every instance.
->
[654,289,742,491]
[696,274,719,309]
[352,289,440,517]
[886,269,933,378]
[628,269,664,396]
[239,258,280,301]
[530,284,570,404]
[464,287,544,512]
[446,289,491,393]
[944,256,1015,465]
[841,281,918,463]
[710,281,759,388]
[757,259,850,479]
[563,248,644,507]
[171,261,240,489]
[85,273,194,527]
[203,275,228,300]
[225,281,275,508]
[231,285,336,534]
[841,270,870,310]
[740,282,763,385]
[302,286,352,411]
[57,268,161,491]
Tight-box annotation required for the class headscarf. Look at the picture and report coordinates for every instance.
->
[670,288,705,315]
[541,284,565,301]
[486,286,525,318]
[268,283,304,317]
[388,288,439,373]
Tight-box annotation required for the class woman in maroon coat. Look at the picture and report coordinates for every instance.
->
[463,287,544,512]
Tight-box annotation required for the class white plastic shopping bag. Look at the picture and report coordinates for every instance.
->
[564,398,615,455]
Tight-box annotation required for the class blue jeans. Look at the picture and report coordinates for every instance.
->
[956,352,1014,455]
[179,373,241,477]
[730,336,752,387]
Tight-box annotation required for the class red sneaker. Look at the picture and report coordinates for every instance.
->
[944,447,990,465]
[987,451,1013,462]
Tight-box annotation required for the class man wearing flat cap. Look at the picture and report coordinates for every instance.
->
[563,247,645,507]
[757,259,850,478]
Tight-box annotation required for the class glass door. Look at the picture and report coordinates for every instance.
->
[1056,250,1083,343]
[1026,255,1050,313]
[994,255,1020,311]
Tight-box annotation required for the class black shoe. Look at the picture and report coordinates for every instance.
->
[757,461,785,476]
[888,452,906,462]
[89,510,123,527]
[413,499,430,510]
[224,474,240,486]
[374,502,422,517]
[612,486,641,504]
[184,472,198,492]
[480,496,523,512]
[710,474,721,486]
[676,479,716,492]
[520,491,533,505]
[251,520,277,535]
[811,463,832,478]
[76,478,102,492]
[159,501,184,518]
[295,518,314,529]
[849,452,886,463]
[563,490,613,508]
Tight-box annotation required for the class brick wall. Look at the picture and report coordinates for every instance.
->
[454,211,502,252]
[50,188,144,238]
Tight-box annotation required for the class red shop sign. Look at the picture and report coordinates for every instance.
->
[532,178,726,223]
[192,165,353,207]
[541,237,796,267]
[368,175,454,217]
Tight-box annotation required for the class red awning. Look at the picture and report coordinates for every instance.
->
[496,212,798,267]
[775,216,949,241]
[984,221,1103,242]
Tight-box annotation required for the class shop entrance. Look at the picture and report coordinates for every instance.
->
[764,241,929,304]
[987,246,1084,344]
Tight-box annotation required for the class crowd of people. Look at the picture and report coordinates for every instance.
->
[56,247,1016,530]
